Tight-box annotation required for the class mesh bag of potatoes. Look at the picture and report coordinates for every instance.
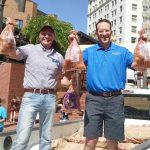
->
[132,29,150,71]
[64,30,85,71]
[0,17,16,55]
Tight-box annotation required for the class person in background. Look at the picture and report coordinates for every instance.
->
[60,71,83,116]
[9,95,20,123]
[59,73,79,122]
[68,19,146,150]
[0,98,7,132]
[2,25,64,150]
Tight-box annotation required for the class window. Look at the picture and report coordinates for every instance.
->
[99,10,100,15]
[114,19,116,26]
[119,16,122,23]
[113,30,116,35]
[95,12,97,18]
[114,9,117,15]
[107,4,109,10]
[107,14,109,19]
[99,0,103,5]
[26,14,30,23]
[119,38,122,43]
[119,27,122,34]
[111,21,113,27]
[131,37,136,43]
[16,19,23,29]
[120,5,123,12]
[112,1,114,7]
[89,25,91,30]
[143,5,147,11]
[93,22,95,28]
[95,4,97,9]
[131,26,137,33]
[111,11,113,17]
[132,4,137,11]
[132,15,137,22]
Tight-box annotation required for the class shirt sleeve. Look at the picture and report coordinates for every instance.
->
[17,44,34,60]
[126,49,134,69]
[82,48,88,66]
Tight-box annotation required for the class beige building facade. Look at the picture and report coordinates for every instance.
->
[3,0,37,28]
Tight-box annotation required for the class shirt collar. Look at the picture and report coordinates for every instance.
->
[97,42,115,51]
[39,44,54,54]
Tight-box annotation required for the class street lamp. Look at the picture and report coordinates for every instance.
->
[0,0,26,32]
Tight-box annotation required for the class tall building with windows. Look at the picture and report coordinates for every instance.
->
[87,0,150,45]
[142,0,150,37]
[3,0,37,29]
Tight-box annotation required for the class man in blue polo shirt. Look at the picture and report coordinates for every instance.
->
[82,19,130,150]
[69,19,146,150]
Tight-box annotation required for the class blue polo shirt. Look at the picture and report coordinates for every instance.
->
[82,42,133,93]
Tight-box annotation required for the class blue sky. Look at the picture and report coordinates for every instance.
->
[32,0,88,33]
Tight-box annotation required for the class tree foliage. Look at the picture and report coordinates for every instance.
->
[21,15,73,56]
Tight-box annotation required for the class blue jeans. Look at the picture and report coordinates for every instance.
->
[11,92,56,150]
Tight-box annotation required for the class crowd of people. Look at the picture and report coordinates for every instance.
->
[0,17,148,150]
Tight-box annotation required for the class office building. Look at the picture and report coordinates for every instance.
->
[87,0,150,45]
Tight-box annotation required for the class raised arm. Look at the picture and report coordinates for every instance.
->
[0,18,21,60]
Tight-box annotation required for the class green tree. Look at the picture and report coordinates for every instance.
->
[89,33,97,40]
[21,15,73,56]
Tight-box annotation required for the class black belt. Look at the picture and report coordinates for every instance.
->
[24,89,55,94]
[89,90,122,97]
